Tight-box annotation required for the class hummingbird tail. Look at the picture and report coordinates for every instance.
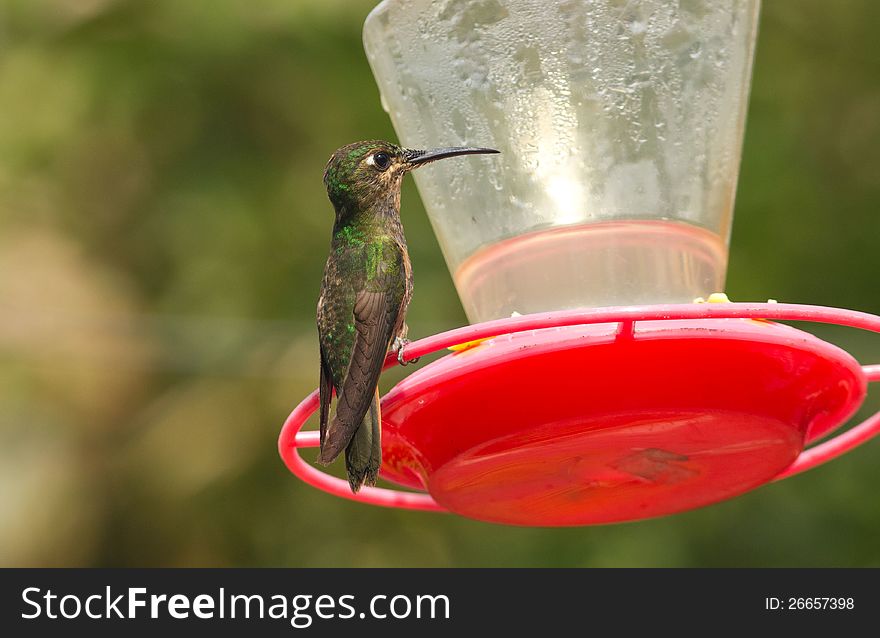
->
[344,389,382,493]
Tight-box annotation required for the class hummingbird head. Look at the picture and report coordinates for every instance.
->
[323,140,498,217]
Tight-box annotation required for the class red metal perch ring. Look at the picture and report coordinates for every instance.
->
[279,303,880,521]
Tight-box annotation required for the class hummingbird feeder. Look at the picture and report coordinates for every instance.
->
[280,0,880,525]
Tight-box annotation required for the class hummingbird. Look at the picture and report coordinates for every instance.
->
[317,140,499,492]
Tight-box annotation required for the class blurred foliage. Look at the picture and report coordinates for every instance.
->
[0,0,877,567]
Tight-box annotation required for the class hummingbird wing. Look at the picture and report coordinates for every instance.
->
[318,342,333,447]
[319,286,400,464]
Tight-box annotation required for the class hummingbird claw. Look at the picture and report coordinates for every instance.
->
[393,337,420,366]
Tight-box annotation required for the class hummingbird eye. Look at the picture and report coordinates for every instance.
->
[372,152,391,171]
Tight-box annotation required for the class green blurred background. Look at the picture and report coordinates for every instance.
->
[1,0,878,567]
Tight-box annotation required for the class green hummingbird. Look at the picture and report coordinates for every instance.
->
[317,140,499,492]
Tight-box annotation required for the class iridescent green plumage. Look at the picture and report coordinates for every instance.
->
[316,140,499,492]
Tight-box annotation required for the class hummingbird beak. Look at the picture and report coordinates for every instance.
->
[403,146,499,169]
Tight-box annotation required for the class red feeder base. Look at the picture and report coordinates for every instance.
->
[380,319,863,525]
[280,304,880,526]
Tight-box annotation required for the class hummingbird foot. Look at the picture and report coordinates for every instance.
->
[392,336,420,366]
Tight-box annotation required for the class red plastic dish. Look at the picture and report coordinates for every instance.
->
[279,303,880,526]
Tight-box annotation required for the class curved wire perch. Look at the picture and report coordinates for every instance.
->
[281,390,445,512]
[390,302,880,364]
[279,303,880,511]
[773,363,880,481]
